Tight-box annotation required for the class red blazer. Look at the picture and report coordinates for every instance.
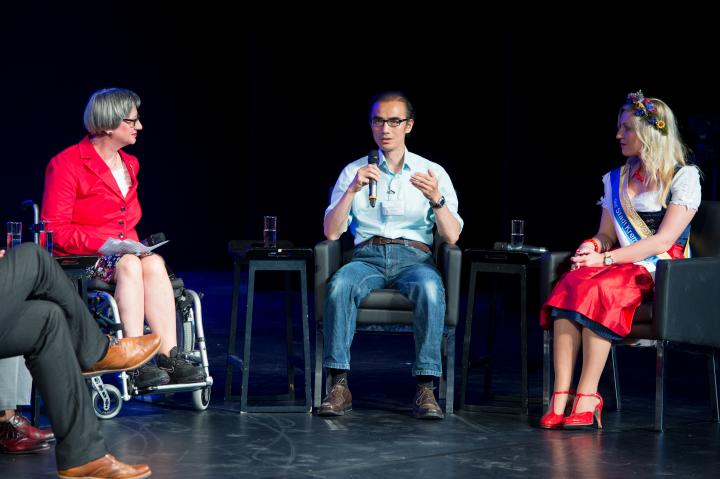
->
[41,136,142,256]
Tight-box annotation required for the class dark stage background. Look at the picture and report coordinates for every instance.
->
[2,9,719,270]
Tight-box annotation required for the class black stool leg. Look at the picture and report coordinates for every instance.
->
[285,272,295,399]
[520,266,528,416]
[609,345,622,411]
[484,278,497,400]
[299,263,311,412]
[240,263,257,413]
[225,258,243,399]
[654,340,666,432]
[708,349,719,422]
[460,266,478,409]
[543,330,553,410]
[445,328,455,414]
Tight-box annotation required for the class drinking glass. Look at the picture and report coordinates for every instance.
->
[263,216,277,249]
[510,219,524,250]
[6,222,22,249]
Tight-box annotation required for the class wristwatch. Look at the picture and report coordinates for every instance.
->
[429,196,446,209]
[603,252,614,266]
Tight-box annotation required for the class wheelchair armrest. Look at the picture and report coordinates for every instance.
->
[540,251,572,303]
[653,257,720,348]
[437,242,462,326]
[55,255,100,269]
[314,239,342,322]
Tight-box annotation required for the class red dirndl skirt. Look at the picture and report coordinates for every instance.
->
[540,264,653,338]
[540,244,685,338]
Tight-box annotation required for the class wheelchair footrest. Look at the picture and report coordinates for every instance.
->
[134,380,213,395]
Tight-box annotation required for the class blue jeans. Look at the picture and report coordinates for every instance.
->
[323,244,446,377]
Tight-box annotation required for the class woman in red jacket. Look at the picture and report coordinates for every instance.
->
[42,88,204,388]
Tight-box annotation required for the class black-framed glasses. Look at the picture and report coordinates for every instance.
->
[371,117,409,128]
[122,117,141,128]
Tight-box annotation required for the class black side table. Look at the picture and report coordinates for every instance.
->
[459,248,542,415]
[225,242,313,413]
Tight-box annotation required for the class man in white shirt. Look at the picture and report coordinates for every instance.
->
[321,92,463,419]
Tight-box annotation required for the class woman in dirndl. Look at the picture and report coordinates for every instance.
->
[539,91,701,429]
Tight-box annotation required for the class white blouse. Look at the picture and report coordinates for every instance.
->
[599,165,702,212]
[111,163,132,198]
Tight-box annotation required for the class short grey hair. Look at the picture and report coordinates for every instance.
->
[83,88,141,135]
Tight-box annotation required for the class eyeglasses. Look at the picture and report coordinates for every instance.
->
[122,117,141,128]
[371,117,410,128]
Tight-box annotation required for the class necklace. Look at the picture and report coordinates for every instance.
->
[108,152,121,169]
[633,168,645,182]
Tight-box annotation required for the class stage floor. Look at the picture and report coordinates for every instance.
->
[3,399,720,478]
[2,271,719,478]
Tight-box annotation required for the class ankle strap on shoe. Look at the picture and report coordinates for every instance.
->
[551,390,572,395]
[573,392,604,409]
[575,392,602,399]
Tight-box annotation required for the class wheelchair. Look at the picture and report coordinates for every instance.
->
[21,199,213,422]
[85,272,214,419]
[22,200,213,419]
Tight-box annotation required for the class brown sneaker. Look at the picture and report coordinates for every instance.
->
[57,453,151,479]
[82,334,162,377]
[318,378,352,416]
[412,385,444,420]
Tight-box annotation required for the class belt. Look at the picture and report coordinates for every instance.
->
[358,236,432,254]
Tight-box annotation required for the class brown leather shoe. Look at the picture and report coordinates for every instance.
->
[6,413,54,442]
[412,385,444,420]
[0,420,49,454]
[82,334,162,377]
[58,454,151,478]
[318,378,352,416]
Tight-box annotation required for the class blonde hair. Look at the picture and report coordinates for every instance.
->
[619,97,689,207]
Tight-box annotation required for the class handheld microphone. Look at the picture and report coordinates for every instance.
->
[368,149,379,207]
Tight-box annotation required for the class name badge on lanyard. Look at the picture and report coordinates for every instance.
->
[381,200,405,216]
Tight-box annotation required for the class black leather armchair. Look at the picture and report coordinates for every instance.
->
[314,235,461,413]
[541,201,720,431]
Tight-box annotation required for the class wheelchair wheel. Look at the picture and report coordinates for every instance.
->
[91,384,123,419]
[192,386,211,411]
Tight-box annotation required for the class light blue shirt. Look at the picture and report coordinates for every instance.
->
[325,148,463,246]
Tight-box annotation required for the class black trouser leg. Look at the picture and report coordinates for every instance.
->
[0,243,106,369]
[0,300,107,469]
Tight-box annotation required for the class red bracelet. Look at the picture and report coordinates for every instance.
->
[582,238,601,253]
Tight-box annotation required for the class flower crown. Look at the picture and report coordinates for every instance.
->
[626,90,668,135]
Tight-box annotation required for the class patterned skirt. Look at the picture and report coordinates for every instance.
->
[87,253,153,283]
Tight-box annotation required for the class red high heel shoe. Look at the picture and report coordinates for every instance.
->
[540,390,575,429]
[563,392,603,429]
